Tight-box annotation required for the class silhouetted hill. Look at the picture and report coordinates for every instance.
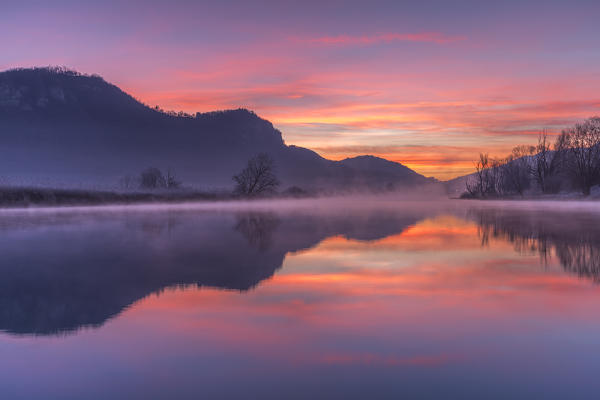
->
[444,152,578,198]
[445,173,473,197]
[0,67,435,191]
[339,155,435,189]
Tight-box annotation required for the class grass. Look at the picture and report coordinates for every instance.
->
[0,186,230,207]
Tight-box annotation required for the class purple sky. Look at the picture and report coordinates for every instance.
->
[2,0,600,178]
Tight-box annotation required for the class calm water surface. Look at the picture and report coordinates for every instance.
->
[1,199,600,399]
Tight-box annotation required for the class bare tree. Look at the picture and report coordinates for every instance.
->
[140,167,166,189]
[531,131,560,193]
[139,168,182,190]
[165,169,181,189]
[501,145,534,196]
[464,178,479,198]
[465,153,502,197]
[556,117,600,195]
[489,157,504,196]
[466,153,488,197]
[233,153,280,196]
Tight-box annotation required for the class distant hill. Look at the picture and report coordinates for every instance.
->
[338,155,432,189]
[444,152,578,198]
[445,173,473,197]
[0,67,436,191]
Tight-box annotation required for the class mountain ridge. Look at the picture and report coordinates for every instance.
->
[0,67,436,191]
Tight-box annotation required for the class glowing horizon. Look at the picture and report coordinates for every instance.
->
[3,1,600,180]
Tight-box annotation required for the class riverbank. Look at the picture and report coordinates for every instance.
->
[456,192,600,201]
[0,186,320,208]
[0,187,232,207]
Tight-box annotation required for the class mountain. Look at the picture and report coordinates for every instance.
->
[445,173,473,197]
[0,67,436,191]
[338,155,432,189]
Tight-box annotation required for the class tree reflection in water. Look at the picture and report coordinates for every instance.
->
[471,208,600,282]
[235,213,280,251]
[1,203,597,337]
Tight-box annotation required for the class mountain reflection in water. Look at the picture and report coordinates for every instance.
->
[2,201,600,399]
[0,201,598,337]
[0,205,425,335]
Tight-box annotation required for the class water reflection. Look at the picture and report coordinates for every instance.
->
[2,202,600,399]
[470,207,600,282]
[0,206,424,336]
[1,203,600,337]
[0,210,285,335]
[235,213,280,251]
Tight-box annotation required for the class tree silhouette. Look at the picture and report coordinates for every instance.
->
[234,213,280,251]
[556,117,600,195]
[140,167,166,189]
[531,131,561,193]
[138,168,182,190]
[233,153,280,196]
[165,169,181,189]
[501,145,534,196]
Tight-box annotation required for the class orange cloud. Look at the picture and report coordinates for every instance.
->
[111,36,600,181]
[6,1,600,181]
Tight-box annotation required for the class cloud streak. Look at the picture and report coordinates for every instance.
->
[296,32,466,46]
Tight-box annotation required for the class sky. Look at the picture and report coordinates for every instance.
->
[2,0,600,179]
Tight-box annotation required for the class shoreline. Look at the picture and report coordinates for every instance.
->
[0,186,599,211]
[0,186,320,209]
[0,186,232,208]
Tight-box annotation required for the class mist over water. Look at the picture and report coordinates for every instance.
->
[1,197,600,399]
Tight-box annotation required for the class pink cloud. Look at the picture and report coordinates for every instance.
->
[296,32,465,46]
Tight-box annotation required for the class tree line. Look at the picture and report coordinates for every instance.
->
[119,153,282,196]
[119,167,182,190]
[465,116,600,197]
